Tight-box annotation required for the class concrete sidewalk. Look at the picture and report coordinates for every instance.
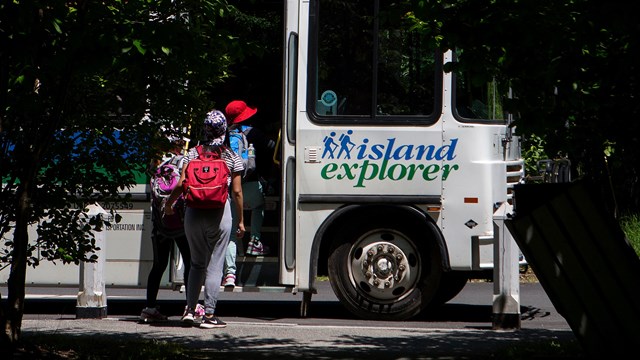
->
[19,314,580,359]
[11,282,582,358]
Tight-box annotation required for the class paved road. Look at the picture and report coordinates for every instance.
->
[6,281,581,358]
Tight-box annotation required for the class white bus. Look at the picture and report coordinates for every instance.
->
[3,0,524,321]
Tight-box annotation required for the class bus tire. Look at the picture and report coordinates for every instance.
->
[327,212,442,321]
[428,271,469,309]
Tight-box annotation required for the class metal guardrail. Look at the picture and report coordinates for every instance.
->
[526,158,571,184]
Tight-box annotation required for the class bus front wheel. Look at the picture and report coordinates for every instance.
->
[327,213,442,321]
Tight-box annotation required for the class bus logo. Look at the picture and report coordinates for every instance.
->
[321,131,460,188]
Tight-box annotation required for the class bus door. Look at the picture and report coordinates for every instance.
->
[280,0,444,291]
[279,0,303,287]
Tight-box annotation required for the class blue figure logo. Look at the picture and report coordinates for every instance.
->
[337,130,355,159]
[322,131,338,159]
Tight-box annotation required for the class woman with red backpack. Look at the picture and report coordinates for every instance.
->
[164,110,245,329]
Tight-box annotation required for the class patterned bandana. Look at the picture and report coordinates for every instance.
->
[203,110,227,146]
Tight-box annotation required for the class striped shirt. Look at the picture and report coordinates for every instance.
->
[184,145,244,187]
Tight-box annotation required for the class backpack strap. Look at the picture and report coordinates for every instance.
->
[241,126,252,146]
[238,132,247,157]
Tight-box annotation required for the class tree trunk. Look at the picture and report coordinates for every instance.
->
[0,186,31,348]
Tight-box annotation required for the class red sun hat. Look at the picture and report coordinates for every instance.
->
[225,100,258,124]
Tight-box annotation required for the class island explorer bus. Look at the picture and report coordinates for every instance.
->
[2,0,524,321]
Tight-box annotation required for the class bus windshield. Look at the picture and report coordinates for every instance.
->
[453,49,511,122]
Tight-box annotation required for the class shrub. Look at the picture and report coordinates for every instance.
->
[620,213,640,256]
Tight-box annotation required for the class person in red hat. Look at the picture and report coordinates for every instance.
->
[222,100,276,287]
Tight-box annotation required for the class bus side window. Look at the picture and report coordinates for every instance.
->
[313,0,437,120]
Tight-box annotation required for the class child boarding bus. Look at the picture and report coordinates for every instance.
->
[3,0,524,322]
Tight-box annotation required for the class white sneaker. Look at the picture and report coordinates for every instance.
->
[223,274,236,287]
[246,238,270,256]
[181,309,195,325]
[183,303,205,321]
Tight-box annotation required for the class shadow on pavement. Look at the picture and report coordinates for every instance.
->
[18,319,582,359]
[23,297,547,326]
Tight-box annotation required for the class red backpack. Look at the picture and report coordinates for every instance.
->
[182,145,230,209]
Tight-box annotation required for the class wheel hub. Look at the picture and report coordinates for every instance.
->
[351,238,416,301]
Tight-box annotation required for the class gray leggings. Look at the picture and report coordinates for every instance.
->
[183,201,232,315]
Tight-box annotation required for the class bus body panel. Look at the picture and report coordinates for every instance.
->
[1,200,177,288]
[439,118,512,270]
[294,204,335,290]
[277,0,306,288]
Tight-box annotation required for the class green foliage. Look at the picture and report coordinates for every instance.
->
[0,0,240,267]
[409,0,640,213]
[522,134,548,179]
[0,0,277,344]
[620,213,640,256]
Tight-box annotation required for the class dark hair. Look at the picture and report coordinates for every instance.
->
[198,144,228,156]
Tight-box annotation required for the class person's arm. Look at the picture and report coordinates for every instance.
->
[147,158,161,177]
[231,172,246,238]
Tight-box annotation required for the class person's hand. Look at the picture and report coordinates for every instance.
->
[164,200,175,215]
[236,223,246,238]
